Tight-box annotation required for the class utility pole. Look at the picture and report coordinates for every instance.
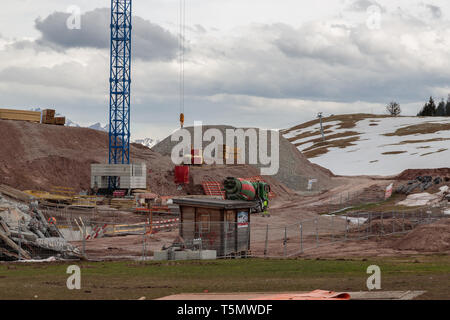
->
[317,112,325,141]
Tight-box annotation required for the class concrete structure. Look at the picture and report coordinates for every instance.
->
[91,163,146,190]
[153,250,217,261]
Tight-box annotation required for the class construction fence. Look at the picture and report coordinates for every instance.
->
[43,209,449,260]
[322,189,387,213]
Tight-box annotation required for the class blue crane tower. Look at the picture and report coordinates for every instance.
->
[109,0,132,166]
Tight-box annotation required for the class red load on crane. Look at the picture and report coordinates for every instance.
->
[175,165,190,184]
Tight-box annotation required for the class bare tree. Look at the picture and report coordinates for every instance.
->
[386,101,401,116]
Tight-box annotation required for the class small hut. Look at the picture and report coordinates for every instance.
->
[173,198,254,257]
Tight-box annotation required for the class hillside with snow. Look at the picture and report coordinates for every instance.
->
[281,114,450,176]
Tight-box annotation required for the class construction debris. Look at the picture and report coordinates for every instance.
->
[396,176,444,194]
[0,193,82,261]
[0,185,35,202]
[397,186,449,207]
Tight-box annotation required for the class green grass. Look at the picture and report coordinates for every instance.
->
[0,255,449,300]
[322,194,424,215]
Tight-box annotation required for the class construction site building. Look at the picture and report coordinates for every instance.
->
[174,198,253,257]
[90,163,146,190]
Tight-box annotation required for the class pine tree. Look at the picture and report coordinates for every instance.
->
[418,96,437,116]
[436,99,446,116]
[445,94,450,116]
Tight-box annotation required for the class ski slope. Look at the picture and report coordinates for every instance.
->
[282,115,450,176]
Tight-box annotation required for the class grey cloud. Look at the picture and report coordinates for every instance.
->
[347,0,383,12]
[426,4,442,19]
[0,62,105,92]
[172,18,450,104]
[34,8,178,61]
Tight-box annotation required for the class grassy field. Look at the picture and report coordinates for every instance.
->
[0,255,448,300]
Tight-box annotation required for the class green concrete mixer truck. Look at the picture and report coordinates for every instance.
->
[223,177,271,214]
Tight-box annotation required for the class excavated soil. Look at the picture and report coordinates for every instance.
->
[0,120,305,199]
[152,125,342,192]
[0,119,178,194]
[392,219,450,252]
[366,219,415,235]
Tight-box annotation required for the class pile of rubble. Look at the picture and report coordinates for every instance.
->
[0,193,82,261]
[396,176,446,194]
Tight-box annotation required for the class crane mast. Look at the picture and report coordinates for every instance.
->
[109,0,132,165]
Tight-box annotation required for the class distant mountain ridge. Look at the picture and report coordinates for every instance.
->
[133,137,159,149]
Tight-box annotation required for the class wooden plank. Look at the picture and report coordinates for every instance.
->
[0,184,34,202]
[0,217,10,237]
[0,115,40,122]
[0,109,41,123]
[0,229,31,260]
[0,247,19,260]
[55,117,66,125]
[0,109,41,115]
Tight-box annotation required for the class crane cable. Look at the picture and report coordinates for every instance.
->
[179,0,186,128]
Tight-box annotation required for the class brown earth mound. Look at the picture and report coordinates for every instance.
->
[393,219,450,252]
[152,125,338,192]
[367,219,415,234]
[0,119,179,195]
[0,120,300,199]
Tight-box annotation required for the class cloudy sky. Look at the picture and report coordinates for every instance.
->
[2,0,450,140]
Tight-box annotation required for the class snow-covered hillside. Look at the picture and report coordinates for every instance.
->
[281,114,450,176]
[133,138,158,149]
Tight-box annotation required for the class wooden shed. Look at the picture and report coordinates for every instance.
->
[173,198,255,257]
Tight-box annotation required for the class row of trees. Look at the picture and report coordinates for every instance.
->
[385,96,450,117]
[417,96,450,117]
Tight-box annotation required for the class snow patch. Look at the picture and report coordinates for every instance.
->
[283,116,450,176]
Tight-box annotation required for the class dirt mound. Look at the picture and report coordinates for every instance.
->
[397,168,450,181]
[152,125,338,192]
[0,120,302,199]
[367,218,415,234]
[0,119,181,195]
[393,219,450,252]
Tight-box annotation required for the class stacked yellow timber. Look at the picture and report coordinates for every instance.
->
[54,117,66,126]
[23,190,73,204]
[51,186,75,197]
[72,196,98,208]
[110,198,136,210]
[0,109,41,123]
[42,109,56,124]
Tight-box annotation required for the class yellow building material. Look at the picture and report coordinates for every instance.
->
[23,190,73,203]
[0,109,41,123]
